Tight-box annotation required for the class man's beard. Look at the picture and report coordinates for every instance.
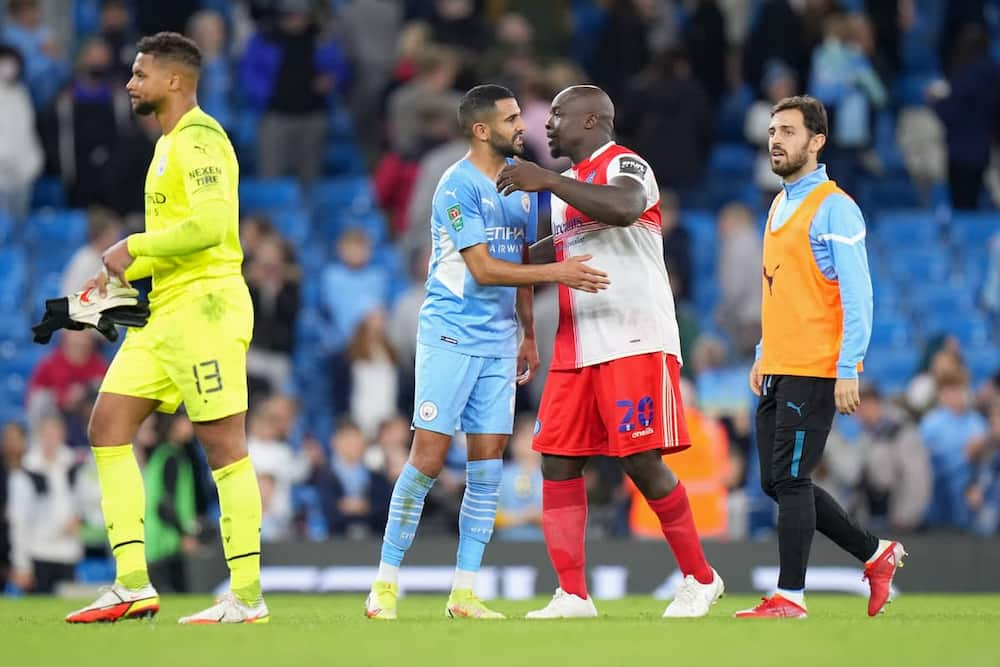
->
[489,133,523,158]
[771,146,809,177]
[134,100,157,116]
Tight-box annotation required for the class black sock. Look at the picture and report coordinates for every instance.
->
[814,484,880,562]
[776,478,815,591]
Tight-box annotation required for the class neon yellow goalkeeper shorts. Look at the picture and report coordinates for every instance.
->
[101,286,253,422]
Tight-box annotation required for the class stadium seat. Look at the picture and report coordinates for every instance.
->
[868,319,912,347]
[874,209,940,245]
[30,176,66,210]
[311,177,374,215]
[920,311,992,348]
[24,209,87,248]
[707,143,756,178]
[906,282,975,315]
[949,212,999,246]
[886,247,951,283]
[967,347,1000,384]
[0,212,12,245]
[269,207,311,248]
[862,347,919,394]
[239,178,303,211]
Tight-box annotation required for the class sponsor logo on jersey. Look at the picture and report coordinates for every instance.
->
[619,157,647,178]
[631,427,655,439]
[447,204,463,231]
[189,165,222,188]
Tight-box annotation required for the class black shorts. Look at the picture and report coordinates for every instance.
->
[755,374,836,494]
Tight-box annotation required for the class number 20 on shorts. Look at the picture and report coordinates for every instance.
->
[616,396,654,432]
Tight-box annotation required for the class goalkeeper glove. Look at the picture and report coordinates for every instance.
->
[32,281,150,344]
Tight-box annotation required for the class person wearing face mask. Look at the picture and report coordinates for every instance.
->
[39,37,135,210]
[0,45,43,220]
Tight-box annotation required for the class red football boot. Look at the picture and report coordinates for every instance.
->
[863,541,907,617]
[734,594,808,619]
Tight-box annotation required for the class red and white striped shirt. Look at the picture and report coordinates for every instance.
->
[549,142,682,370]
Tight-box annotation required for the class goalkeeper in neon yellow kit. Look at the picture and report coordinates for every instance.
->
[65,32,267,625]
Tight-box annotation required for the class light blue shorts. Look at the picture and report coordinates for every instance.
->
[412,342,516,435]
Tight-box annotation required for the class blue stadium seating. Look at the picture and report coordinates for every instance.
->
[708,143,756,178]
[885,247,951,283]
[863,347,919,394]
[874,209,940,245]
[24,209,86,248]
[906,282,976,315]
[869,319,913,347]
[949,212,999,246]
[920,311,992,348]
[967,347,1000,384]
[269,207,311,248]
[239,178,302,212]
[311,177,374,215]
[30,176,67,210]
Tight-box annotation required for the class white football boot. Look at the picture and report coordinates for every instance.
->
[525,588,599,619]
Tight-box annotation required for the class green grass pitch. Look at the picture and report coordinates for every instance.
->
[2,594,997,667]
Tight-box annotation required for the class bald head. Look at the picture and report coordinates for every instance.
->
[545,85,616,163]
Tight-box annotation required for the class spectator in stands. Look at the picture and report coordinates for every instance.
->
[134,0,201,38]
[852,383,932,532]
[402,121,466,253]
[108,107,159,220]
[60,207,121,295]
[0,421,27,590]
[240,0,351,184]
[0,0,67,109]
[618,48,712,192]
[590,0,652,104]
[715,202,762,359]
[346,309,400,439]
[477,12,537,90]
[660,191,692,305]
[496,416,543,541]
[424,0,491,57]
[98,0,136,84]
[683,0,728,106]
[246,236,300,398]
[7,413,89,593]
[966,400,1000,535]
[40,37,135,210]
[808,12,888,196]
[248,398,310,541]
[389,245,430,372]
[0,44,43,220]
[314,419,391,538]
[745,60,796,197]
[319,227,389,353]
[920,366,989,528]
[386,44,462,159]
[742,0,811,97]
[27,330,108,426]
[929,23,1000,209]
[143,413,200,592]
[188,9,232,130]
[239,214,278,266]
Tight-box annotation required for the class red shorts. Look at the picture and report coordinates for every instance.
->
[532,352,691,458]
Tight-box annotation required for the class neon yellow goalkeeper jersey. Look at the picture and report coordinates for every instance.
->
[126,106,244,312]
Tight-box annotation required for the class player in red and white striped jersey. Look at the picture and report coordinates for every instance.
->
[496,85,723,619]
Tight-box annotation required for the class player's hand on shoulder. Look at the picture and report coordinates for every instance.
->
[497,157,553,195]
[553,254,610,293]
[101,238,134,287]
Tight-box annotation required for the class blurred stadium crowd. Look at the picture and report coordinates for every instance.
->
[0,0,998,593]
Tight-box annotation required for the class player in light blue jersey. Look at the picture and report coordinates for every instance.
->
[366,84,609,620]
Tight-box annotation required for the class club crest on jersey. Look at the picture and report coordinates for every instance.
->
[584,171,596,183]
[156,154,167,176]
[418,401,438,422]
[447,204,463,231]
[521,193,531,213]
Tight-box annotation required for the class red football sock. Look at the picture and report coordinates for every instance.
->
[541,477,589,599]
[647,482,714,584]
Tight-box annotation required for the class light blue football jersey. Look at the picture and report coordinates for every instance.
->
[416,158,538,359]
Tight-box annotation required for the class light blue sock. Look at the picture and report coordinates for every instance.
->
[380,463,435,568]
[455,459,503,578]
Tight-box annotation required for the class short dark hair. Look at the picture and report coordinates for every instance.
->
[770,95,828,137]
[136,31,201,71]
[457,84,515,136]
